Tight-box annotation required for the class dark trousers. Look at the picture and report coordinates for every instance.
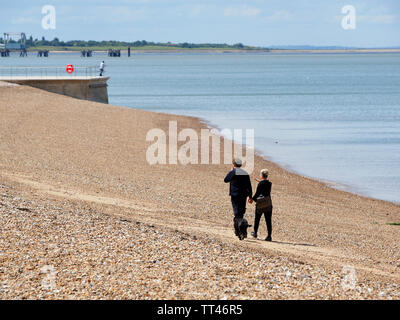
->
[254,206,272,237]
[100,69,104,76]
[231,196,247,236]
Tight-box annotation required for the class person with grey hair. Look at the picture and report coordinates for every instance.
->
[248,169,273,241]
[224,158,253,240]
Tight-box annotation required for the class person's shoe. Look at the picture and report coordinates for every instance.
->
[265,236,272,242]
[251,232,257,239]
[238,234,244,241]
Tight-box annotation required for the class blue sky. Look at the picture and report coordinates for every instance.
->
[1,0,399,47]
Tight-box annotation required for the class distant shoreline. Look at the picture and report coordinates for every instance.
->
[26,48,400,54]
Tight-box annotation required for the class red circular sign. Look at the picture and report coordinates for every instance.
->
[66,64,74,74]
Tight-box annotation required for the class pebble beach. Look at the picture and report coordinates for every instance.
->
[0,83,399,299]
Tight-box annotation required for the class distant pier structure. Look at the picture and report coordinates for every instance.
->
[37,50,49,57]
[1,32,27,57]
[108,48,132,57]
[0,49,10,57]
[81,50,93,57]
[108,49,121,57]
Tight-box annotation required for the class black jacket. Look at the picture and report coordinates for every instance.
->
[252,180,272,201]
[224,168,252,198]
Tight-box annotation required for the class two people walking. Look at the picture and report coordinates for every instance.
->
[224,159,273,241]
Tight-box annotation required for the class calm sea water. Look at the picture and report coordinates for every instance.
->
[1,52,400,203]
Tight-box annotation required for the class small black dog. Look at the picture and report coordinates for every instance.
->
[236,218,252,240]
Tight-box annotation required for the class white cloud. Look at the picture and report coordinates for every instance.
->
[336,5,398,25]
[243,7,261,17]
[223,5,261,17]
[223,7,236,17]
[11,17,38,25]
[370,14,397,24]
[350,14,397,25]
[265,10,292,22]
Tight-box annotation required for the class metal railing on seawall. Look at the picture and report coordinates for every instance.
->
[0,66,100,80]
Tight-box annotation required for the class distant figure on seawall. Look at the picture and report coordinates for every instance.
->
[99,61,105,77]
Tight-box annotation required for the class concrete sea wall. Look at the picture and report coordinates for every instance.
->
[3,77,109,104]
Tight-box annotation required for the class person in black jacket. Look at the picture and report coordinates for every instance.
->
[248,169,273,241]
[224,158,253,239]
